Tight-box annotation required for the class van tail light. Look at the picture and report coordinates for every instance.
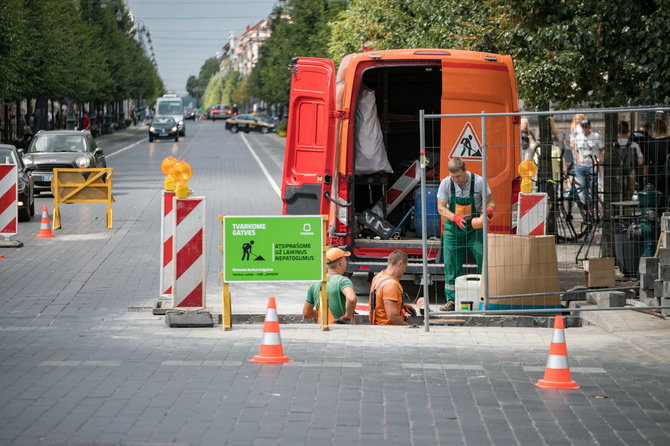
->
[335,175,350,234]
[510,176,521,234]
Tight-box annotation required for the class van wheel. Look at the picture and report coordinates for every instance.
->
[230,125,238,134]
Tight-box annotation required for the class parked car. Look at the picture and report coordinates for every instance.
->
[208,104,233,121]
[225,114,276,134]
[21,130,106,195]
[0,144,35,221]
[149,116,179,142]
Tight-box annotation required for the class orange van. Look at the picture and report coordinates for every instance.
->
[281,49,520,278]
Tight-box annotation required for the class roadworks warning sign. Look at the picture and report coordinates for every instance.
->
[449,122,483,160]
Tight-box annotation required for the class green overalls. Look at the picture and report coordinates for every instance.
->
[443,173,483,302]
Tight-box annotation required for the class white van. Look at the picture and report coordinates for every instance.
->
[156,94,185,136]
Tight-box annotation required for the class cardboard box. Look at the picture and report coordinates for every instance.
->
[583,258,616,288]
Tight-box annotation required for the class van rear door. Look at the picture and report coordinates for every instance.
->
[281,57,337,215]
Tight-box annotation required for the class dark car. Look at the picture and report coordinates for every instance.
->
[184,110,196,121]
[208,104,233,121]
[225,114,276,134]
[0,144,35,221]
[149,116,179,142]
[22,130,107,195]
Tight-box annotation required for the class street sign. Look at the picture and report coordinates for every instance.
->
[222,215,324,282]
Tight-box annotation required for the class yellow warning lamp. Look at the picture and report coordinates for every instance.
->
[161,156,178,191]
[172,161,193,198]
[518,159,537,193]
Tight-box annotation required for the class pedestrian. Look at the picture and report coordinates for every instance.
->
[617,121,644,201]
[568,113,586,152]
[574,119,603,204]
[520,117,537,160]
[302,248,357,324]
[81,112,91,131]
[437,157,494,311]
[369,250,409,325]
[643,118,669,210]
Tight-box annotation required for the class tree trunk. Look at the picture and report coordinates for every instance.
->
[601,113,619,259]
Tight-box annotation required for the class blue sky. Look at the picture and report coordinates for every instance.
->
[126,0,279,95]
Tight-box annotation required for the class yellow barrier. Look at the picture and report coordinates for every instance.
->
[52,168,114,230]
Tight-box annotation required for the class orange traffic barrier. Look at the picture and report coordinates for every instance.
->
[535,315,580,389]
[36,206,55,239]
[249,297,292,364]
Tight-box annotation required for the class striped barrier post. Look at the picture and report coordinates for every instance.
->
[516,192,548,235]
[0,164,22,247]
[160,190,176,298]
[172,196,206,309]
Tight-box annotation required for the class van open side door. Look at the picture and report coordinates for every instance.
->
[281,57,336,215]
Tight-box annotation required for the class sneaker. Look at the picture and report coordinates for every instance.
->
[439,301,455,311]
[333,316,351,324]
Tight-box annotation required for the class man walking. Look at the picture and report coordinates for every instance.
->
[303,248,357,324]
[437,157,494,311]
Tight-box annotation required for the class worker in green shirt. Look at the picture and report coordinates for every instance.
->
[303,248,357,324]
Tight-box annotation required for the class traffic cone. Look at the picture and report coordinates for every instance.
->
[249,297,292,364]
[535,315,580,389]
[36,206,55,238]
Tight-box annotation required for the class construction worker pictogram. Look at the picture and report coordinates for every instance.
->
[36,206,55,239]
[535,315,580,389]
[449,122,483,160]
[250,296,292,364]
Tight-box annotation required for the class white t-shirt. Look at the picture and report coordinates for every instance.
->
[575,132,604,167]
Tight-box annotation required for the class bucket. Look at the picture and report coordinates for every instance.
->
[413,182,441,238]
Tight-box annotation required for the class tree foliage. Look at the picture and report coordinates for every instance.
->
[186,57,220,106]
[248,0,346,105]
[0,0,162,104]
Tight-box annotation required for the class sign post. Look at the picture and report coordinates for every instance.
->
[221,215,326,329]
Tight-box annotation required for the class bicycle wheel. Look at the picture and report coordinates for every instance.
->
[554,199,586,243]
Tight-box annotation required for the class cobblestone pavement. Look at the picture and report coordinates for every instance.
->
[1,122,669,445]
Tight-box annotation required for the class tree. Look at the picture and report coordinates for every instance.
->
[249,0,346,105]
[186,57,220,106]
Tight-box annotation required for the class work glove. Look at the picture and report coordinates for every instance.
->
[486,207,494,219]
[452,214,468,230]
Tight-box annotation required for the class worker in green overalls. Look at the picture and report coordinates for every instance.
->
[436,157,495,311]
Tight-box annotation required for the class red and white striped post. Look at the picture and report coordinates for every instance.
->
[160,190,176,298]
[172,196,206,309]
[0,164,22,248]
[516,192,548,235]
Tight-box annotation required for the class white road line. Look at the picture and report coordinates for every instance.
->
[240,133,281,198]
[106,138,145,160]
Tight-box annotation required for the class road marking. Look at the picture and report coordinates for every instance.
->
[106,139,145,160]
[55,233,111,241]
[240,133,281,198]
[523,366,606,373]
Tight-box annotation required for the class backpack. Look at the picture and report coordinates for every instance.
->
[618,138,635,172]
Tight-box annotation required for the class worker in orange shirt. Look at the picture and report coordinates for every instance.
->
[369,250,409,325]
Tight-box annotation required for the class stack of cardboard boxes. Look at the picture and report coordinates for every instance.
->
[639,213,670,315]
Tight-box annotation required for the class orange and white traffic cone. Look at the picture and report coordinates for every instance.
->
[249,297,292,364]
[36,206,55,239]
[535,315,580,389]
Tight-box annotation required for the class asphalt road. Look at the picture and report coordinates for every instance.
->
[1,121,670,445]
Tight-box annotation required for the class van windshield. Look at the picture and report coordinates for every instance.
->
[157,101,183,115]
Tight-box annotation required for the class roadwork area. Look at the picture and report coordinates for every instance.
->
[1,122,669,445]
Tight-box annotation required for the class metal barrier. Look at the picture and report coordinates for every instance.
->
[417,105,670,331]
[52,168,114,230]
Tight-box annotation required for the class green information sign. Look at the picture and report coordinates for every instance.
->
[222,215,324,282]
